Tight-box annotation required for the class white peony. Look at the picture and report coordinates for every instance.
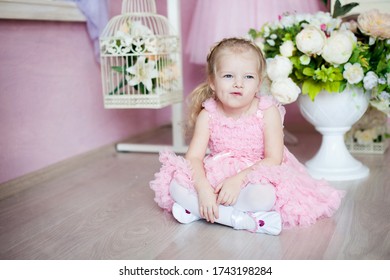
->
[295,25,326,56]
[279,40,295,57]
[358,9,390,39]
[322,30,356,65]
[266,56,293,81]
[270,78,301,104]
[343,63,364,84]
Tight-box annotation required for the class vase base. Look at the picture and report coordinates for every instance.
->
[305,161,369,181]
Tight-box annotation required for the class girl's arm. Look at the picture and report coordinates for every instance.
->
[185,109,219,222]
[216,105,284,206]
[259,104,284,166]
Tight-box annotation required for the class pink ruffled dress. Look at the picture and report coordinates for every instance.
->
[150,96,344,228]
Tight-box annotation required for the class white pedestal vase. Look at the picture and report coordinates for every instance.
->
[298,86,370,181]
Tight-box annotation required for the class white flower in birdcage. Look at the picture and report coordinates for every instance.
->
[345,104,389,152]
[99,0,183,109]
[354,128,379,144]
[125,56,158,92]
[101,18,178,95]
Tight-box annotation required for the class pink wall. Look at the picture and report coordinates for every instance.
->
[0,0,325,184]
[0,1,168,184]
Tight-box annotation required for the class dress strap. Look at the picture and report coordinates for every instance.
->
[257,95,286,123]
[258,95,277,110]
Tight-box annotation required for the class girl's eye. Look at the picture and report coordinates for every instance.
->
[245,75,255,79]
[223,74,233,78]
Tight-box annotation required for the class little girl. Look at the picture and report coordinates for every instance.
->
[150,38,344,235]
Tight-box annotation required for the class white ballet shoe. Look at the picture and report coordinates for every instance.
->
[247,211,282,235]
[172,203,200,224]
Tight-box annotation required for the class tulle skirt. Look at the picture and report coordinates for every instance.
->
[150,147,344,228]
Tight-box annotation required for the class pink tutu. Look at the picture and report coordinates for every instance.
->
[150,96,344,228]
[186,0,327,64]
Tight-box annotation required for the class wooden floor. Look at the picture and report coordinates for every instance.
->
[0,126,389,260]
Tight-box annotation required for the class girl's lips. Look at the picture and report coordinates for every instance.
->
[231,92,243,96]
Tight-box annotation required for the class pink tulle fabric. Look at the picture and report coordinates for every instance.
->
[150,96,344,228]
[186,0,327,64]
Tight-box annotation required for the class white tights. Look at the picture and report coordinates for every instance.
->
[169,180,276,229]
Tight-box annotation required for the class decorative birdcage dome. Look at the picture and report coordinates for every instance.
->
[100,0,182,109]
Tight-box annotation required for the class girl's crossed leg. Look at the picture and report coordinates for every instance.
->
[169,180,282,235]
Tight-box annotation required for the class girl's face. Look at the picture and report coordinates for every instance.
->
[210,49,262,115]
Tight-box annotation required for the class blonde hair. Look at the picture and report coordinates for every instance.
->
[186,37,266,134]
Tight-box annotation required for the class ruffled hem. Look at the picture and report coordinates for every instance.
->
[149,150,195,212]
[246,152,345,228]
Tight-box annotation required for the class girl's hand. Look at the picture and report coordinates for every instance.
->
[197,186,219,223]
[215,175,243,206]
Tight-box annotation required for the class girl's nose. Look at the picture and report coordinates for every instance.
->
[233,78,243,88]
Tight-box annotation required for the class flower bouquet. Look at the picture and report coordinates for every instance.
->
[248,0,390,116]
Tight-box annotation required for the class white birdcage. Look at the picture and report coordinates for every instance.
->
[100,0,182,109]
